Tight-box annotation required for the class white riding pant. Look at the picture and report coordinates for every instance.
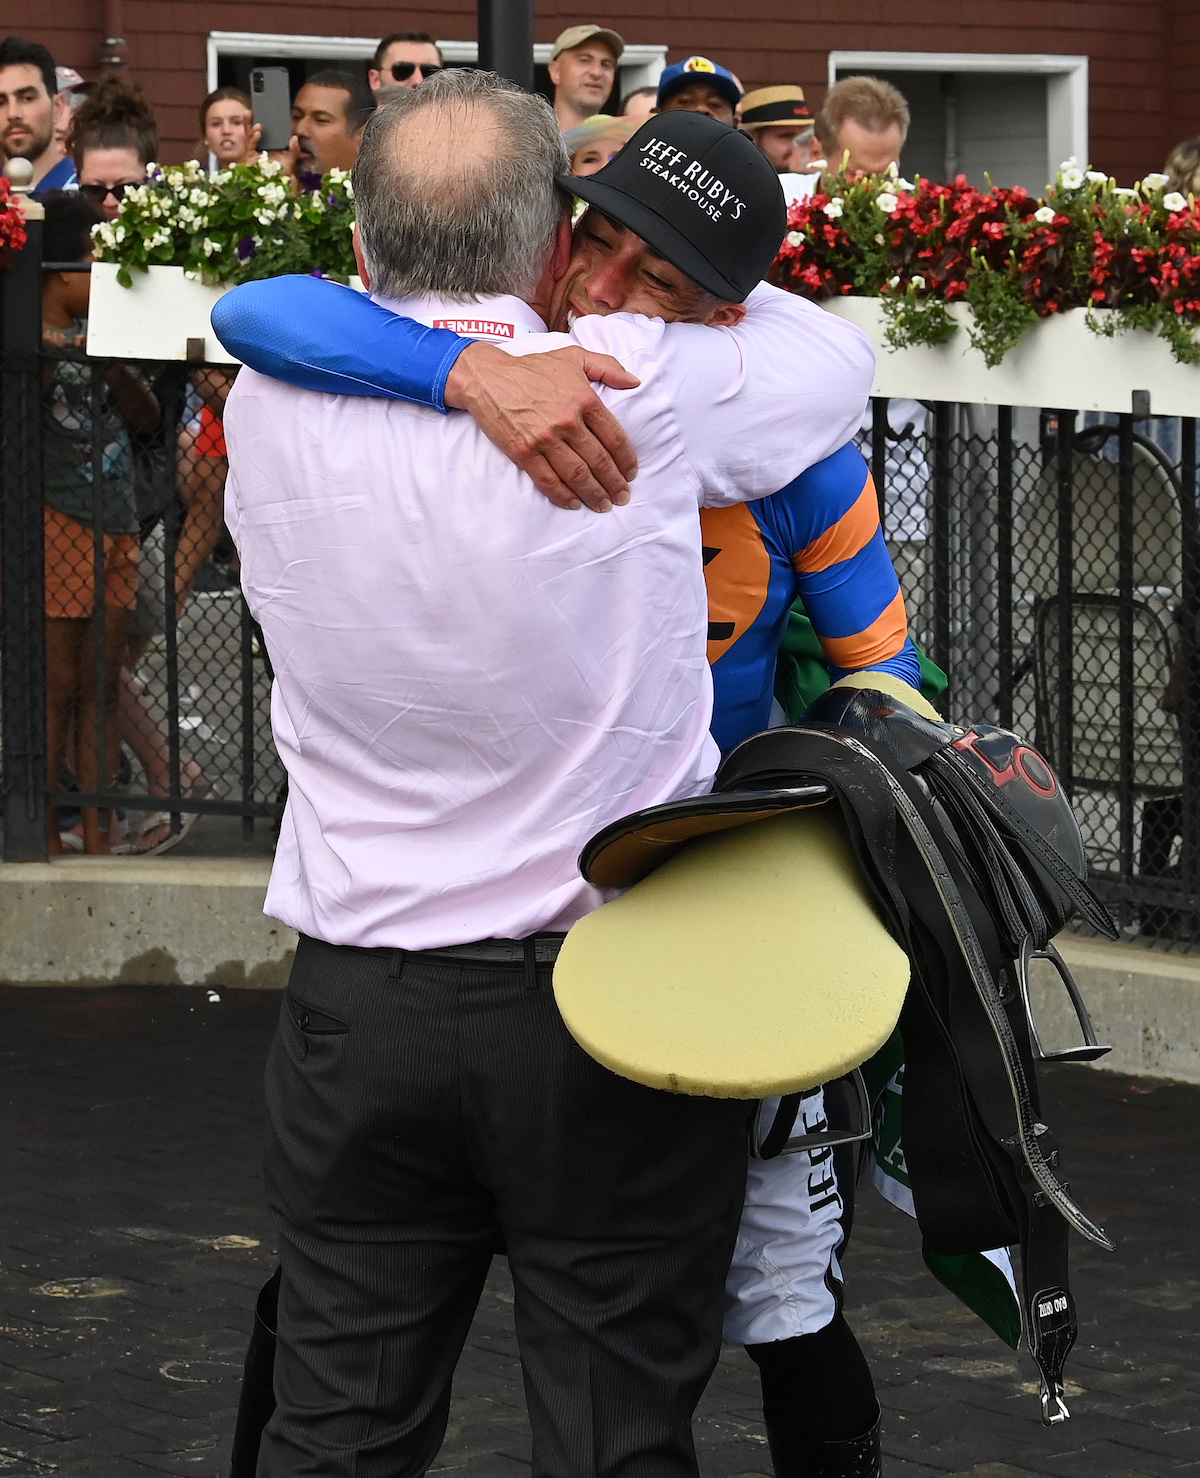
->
[722,1086,850,1346]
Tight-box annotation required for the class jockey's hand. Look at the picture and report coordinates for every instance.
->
[444,341,640,512]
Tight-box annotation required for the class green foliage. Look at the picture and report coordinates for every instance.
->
[90,157,357,288]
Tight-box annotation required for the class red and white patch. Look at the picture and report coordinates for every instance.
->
[432,318,515,339]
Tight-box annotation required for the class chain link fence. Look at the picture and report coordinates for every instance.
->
[4,218,1199,942]
[2,229,282,860]
[865,401,1200,948]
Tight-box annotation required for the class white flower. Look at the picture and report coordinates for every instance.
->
[886,160,898,178]
[874,232,884,244]
[255,207,277,225]
[911,274,926,290]
[148,227,170,248]
[824,196,844,218]
[214,170,232,186]
[875,191,899,214]
[257,181,288,206]
[785,230,804,246]
[1142,171,1170,190]
[260,158,284,178]
[1057,156,1079,172]
[1085,170,1108,183]
[343,180,354,201]
[1112,187,1137,197]
[177,207,197,226]
[113,224,126,242]
[1164,191,1188,212]
[1060,167,1084,190]
[887,274,901,287]
[184,269,199,280]
[1033,205,1057,223]
[895,177,914,192]
[188,187,213,206]
[326,167,349,184]
[201,236,220,257]
[310,191,326,212]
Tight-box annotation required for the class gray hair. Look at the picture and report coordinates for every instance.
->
[353,70,570,302]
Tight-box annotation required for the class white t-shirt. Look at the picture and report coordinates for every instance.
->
[224,284,874,949]
[778,172,819,209]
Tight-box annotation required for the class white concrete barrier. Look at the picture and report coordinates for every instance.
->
[0,857,295,990]
[1,859,1196,1084]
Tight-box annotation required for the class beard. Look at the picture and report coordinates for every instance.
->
[2,115,54,161]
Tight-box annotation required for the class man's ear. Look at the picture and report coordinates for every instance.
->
[704,301,747,328]
[549,211,574,282]
[808,133,829,169]
[547,58,562,88]
[352,222,371,290]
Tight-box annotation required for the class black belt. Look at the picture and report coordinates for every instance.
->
[414,934,565,966]
[390,932,566,993]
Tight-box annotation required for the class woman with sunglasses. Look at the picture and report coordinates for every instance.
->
[367,30,444,101]
[69,75,156,220]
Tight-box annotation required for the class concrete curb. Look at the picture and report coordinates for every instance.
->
[0,856,296,990]
[1,859,1196,1082]
[1052,936,1200,1084]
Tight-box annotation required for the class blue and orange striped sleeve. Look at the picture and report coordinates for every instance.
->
[765,442,921,688]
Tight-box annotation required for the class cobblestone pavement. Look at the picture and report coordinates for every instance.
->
[0,986,1196,1477]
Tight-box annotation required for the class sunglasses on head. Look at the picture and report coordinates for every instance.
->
[390,61,443,81]
[78,181,136,204]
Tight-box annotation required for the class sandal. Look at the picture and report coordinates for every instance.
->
[113,809,201,857]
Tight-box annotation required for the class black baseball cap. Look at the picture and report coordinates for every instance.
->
[560,111,788,303]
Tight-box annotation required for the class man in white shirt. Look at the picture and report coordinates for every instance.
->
[223,72,872,1478]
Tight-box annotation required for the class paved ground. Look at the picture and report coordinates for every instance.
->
[0,986,1195,1478]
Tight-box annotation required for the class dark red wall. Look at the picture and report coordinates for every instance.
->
[6,0,1197,180]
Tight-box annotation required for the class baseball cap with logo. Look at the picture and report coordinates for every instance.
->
[656,56,742,113]
[561,110,787,302]
[741,85,812,130]
[550,24,625,62]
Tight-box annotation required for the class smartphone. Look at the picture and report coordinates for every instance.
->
[250,67,293,152]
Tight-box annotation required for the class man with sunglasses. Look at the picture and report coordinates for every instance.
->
[367,30,444,100]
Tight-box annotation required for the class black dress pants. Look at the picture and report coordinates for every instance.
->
[259,934,752,1478]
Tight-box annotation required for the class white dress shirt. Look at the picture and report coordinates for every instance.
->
[224,285,873,949]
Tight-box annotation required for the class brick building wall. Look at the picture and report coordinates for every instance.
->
[5,0,1197,180]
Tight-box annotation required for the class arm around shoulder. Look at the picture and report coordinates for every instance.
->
[661,282,876,508]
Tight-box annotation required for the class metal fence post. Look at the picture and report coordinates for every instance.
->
[1179,418,1199,923]
[1,182,48,861]
[995,405,1014,729]
[1055,410,1075,795]
[930,401,952,689]
[1116,414,1135,926]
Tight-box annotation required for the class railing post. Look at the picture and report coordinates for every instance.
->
[1116,415,1135,923]
[931,401,952,691]
[1,163,48,861]
[870,397,888,528]
[996,405,1014,729]
[1179,418,1199,928]
[1055,410,1075,795]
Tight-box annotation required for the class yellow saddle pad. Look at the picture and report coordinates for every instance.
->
[553,805,909,1097]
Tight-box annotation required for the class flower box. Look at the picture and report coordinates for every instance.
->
[86,263,238,363]
[86,263,365,364]
[821,298,1200,418]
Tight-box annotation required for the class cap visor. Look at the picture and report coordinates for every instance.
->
[562,172,746,302]
[580,784,832,888]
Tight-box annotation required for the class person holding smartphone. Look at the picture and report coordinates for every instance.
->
[199,86,262,169]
